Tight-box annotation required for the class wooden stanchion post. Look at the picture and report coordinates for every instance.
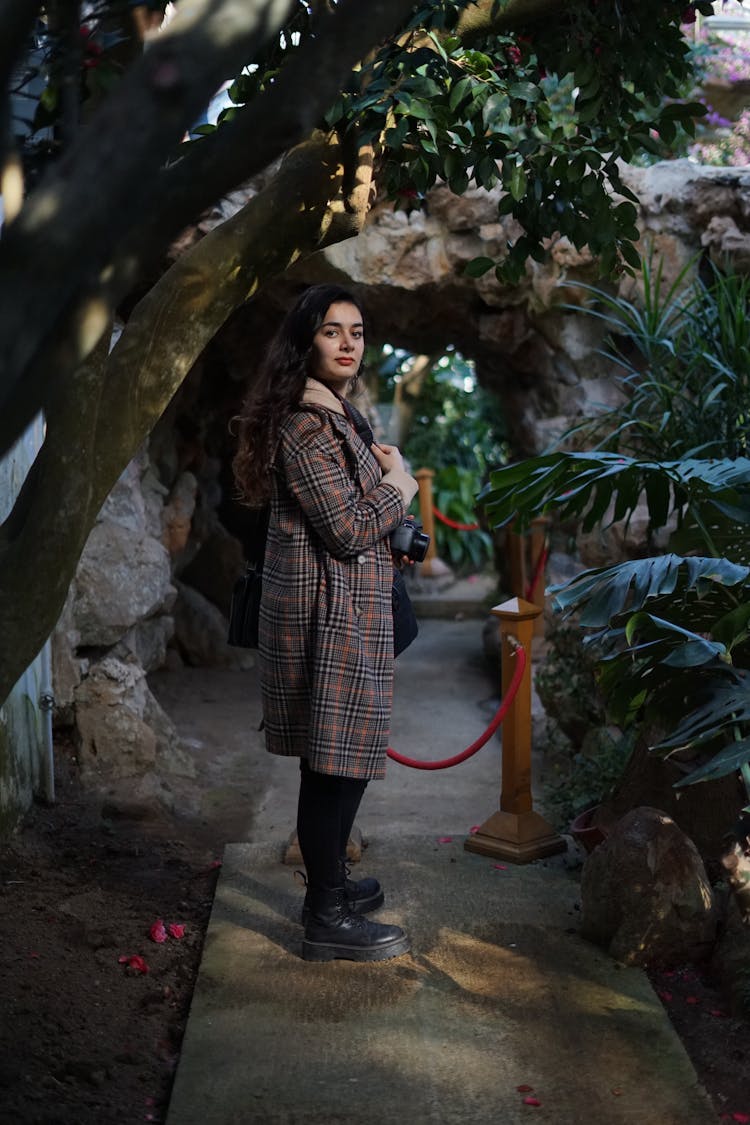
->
[464,597,566,863]
[415,467,451,578]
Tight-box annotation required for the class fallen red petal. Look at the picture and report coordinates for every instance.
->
[685,995,700,1005]
[516,1084,534,1093]
[732,1114,750,1123]
[657,990,673,1002]
[493,864,508,871]
[149,919,168,944]
[119,954,149,974]
[522,1096,542,1106]
[438,836,453,843]
[209,859,222,869]
[469,825,480,834]
[167,923,185,940]
[710,1009,727,1018]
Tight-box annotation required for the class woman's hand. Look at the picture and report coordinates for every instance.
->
[371,443,405,474]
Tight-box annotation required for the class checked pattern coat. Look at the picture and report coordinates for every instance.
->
[259,398,408,780]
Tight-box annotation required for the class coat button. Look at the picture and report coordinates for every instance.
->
[357,554,366,565]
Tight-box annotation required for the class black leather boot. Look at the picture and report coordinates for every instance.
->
[302,888,410,963]
[301,860,384,924]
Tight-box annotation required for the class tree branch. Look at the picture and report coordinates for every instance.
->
[0,0,415,462]
[456,0,565,42]
[0,0,297,425]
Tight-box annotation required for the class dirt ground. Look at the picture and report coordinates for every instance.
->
[1,735,749,1125]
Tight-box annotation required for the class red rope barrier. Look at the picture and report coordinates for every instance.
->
[525,544,549,601]
[432,506,480,532]
[387,645,527,770]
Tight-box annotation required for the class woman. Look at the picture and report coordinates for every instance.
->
[233,285,418,962]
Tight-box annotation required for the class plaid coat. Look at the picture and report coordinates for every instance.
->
[259,399,407,780]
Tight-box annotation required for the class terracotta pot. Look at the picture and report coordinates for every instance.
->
[570,805,609,853]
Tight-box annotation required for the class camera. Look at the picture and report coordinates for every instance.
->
[390,519,430,563]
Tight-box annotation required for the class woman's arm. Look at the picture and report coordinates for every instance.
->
[282,428,414,559]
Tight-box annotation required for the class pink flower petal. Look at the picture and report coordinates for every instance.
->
[149,919,168,944]
[119,954,149,974]
[522,1096,542,1106]
[167,923,185,940]
[732,1114,750,1124]
[493,864,508,871]
[469,825,480,834]
[438,836,453,843]
[516,1084,534,1093]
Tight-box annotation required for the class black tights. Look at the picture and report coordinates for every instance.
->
[296,759,368,892]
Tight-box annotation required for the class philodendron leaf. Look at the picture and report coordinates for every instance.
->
[655,676,750,750]
[672,736,750,787]
[625,612,727,667]
[549,555,750,627]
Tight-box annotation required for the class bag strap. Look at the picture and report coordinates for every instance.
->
[341,399,374,447]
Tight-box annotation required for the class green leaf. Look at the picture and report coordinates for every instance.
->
[674,737,750,787]
[508,162,527,201]
[508,82,540,103]
[619,241,641,270]
[464,257,495,278]
[449,76,474,112]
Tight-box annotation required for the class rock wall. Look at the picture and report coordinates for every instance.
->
[49,160,750,814]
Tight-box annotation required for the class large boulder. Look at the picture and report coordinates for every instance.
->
[580,806,717,967]
[73,522,175,646]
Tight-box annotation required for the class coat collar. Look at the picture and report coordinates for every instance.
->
[302,378,347,417]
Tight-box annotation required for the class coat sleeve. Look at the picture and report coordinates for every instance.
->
[281,420,406,559]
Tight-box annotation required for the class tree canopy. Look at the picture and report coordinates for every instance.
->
[0,0,712,705]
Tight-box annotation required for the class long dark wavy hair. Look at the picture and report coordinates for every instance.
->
[232,284,366,506]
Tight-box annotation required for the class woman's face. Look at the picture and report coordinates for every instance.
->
[310,301,364,390]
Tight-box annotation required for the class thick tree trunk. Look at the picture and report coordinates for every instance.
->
[0,131,374,706]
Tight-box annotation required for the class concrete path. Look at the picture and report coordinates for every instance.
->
[159,612,716,1125]
[166,837,714,1125]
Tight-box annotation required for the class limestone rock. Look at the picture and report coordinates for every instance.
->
[74,522,175,647]
[74,658,157,782]
[179,525,245,616]
[98,448,149,535]
[73,657,194,787]
[161,471,198,557]
[581,806,717,967]
[114,615,175,673]
[702,214,750,274]
[172,581,248,668]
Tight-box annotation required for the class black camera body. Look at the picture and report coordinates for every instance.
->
[391,519,430,563]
